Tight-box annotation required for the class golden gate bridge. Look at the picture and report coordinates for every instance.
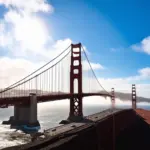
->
[0,43,136,128]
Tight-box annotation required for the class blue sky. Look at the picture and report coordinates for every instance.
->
[0,0,150,96]
[46,0,150,78]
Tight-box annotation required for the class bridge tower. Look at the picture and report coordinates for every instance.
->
[111,88,115,108]
[132,84,136,109]
[68,43,83,121]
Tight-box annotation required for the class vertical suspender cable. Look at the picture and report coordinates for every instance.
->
[52,67,53,93]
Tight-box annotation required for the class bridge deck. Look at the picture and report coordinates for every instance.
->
[0,93,111,107]
[44,108,120,137]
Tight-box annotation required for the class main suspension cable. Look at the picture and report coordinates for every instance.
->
[81,45,110,95]
[0,45,71,94]
[0,45,71,93]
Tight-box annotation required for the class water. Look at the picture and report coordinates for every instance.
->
[0,97,149,149]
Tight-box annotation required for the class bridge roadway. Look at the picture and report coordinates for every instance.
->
[43,108,120,138]
[0,92,111,107]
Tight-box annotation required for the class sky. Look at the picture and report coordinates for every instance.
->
[0,0,150,98]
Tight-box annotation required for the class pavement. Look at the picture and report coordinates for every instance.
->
[44,108,122,137]
[44,122,86,137]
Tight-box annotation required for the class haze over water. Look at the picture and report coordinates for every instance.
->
[0,97,149,149]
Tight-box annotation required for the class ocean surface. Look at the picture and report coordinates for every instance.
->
[0,97,149,149]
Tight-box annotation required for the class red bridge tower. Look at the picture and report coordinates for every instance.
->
[68,43,83,121]
[132,84,136,109]
[111,88,115,108]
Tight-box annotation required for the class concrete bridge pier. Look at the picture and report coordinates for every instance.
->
[2,93,40,132]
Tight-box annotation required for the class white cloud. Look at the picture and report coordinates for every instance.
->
[98,67,150,98]
[0,0,53,13]
[90,62,104,70]
[0,37,72,88]
[98,77,150,98]
[0,1,72,88]
[0,1,53,58]
[99,67,150,91]
[82,61,104,71]
[138,67,150,78]
[124,67,150,82]
[0,57,39,88]
[131,36,150,54]
[0,0,103,92]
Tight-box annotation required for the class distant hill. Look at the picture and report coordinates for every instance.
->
[115,92,150,103]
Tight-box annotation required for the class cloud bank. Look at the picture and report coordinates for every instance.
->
[0,0,104,88]
[131,36,150,55]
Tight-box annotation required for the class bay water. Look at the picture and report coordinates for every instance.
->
[0,97,149,149]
